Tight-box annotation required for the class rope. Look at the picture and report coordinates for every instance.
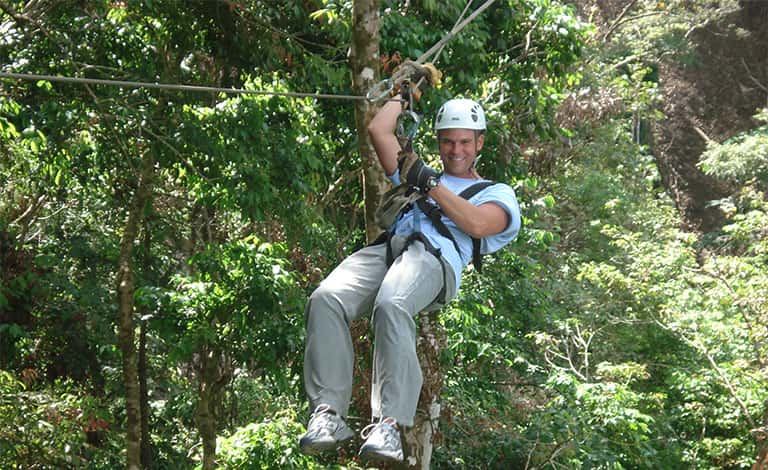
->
[415,0,498,65]
[405,0,496,94]
[0,0,498,99]
[423,0,476,67]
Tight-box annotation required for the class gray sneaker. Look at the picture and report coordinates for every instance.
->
[299,404,354,454]
[358,417,404,462]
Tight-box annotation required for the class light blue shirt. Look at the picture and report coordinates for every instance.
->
[387,171,521,292]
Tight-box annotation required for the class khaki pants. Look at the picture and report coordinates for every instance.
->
[303,235,456,426]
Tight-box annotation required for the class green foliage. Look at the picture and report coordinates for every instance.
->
[151,236,304,371]
[214,413,323,470]
[699,108,768,185]
[0,371,121,469]
[176,77,332,232]
[529,373,659,469]
[519,70,768,469]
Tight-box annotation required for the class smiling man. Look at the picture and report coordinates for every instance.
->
[299,97,521,463]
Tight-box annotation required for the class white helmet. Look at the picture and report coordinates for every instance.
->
[434,98,486,131]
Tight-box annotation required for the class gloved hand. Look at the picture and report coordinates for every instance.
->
[391,60,442,102]
[419,63,442,86]
[398,150,439,192]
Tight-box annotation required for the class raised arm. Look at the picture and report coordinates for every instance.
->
[367,100,403,176]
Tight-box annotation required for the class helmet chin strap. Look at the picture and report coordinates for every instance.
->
[468,154,481,177]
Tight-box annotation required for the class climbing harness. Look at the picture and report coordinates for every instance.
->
[374,181,498,274]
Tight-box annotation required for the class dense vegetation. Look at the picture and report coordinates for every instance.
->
[1,0,767,468]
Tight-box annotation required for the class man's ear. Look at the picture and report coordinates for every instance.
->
[476,132,485,151]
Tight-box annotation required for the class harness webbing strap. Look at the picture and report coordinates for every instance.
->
[375,232,449,305]
[457,181,497,199]
[414,180,498,273]
[416,197,461,255]
[456,181,498,273]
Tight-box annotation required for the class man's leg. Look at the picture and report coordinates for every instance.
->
[369,240,446,427]
[303,242,389,420]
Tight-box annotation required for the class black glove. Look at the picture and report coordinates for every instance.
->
[398,150,438,193]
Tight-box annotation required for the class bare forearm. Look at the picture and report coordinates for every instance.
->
[429,185,508,238]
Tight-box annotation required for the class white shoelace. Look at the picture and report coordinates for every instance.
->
[307,404,337,435]
[360,417,399,445]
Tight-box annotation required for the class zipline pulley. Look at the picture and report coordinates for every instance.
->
[366,59,426,104]
[366,78,395,103]
[370,60,440,151]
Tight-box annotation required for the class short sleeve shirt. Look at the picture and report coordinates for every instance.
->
[387,171,521,292]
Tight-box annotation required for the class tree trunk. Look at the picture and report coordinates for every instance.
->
[195,343,232,470]
[752,400,768,469]
[139,319,153,469]
[401,311,447,469]
[196,344,217,470]
[348,0,385,436]
[116,150,155,470]
[139,222,153,469]
[350,0,389,244]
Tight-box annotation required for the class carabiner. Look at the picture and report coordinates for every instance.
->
[396,110,421,148]
[366,78,394,103]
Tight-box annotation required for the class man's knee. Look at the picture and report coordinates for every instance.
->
[373,296,405,316]
[309,282,334,304]
[372,297,415,332]
[306,283,349,325]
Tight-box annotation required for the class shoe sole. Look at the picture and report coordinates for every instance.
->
[299,435,353,455]
[359,447,403,463]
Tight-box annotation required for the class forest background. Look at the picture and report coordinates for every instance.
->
[2,0,768,469]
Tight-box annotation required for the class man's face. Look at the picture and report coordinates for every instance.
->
[437,128,484,178]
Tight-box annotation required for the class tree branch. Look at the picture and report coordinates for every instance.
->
[0,0,32,25]
[601,9,675,45]
[741,57,768,93]
[654,317,758,430]
[601,0,640,42]
[0,0,51,37]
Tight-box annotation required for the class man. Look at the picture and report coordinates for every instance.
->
[299,96,521,462]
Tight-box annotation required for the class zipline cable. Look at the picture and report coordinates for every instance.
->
[0,71,368,100]
[0,0,498,99]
